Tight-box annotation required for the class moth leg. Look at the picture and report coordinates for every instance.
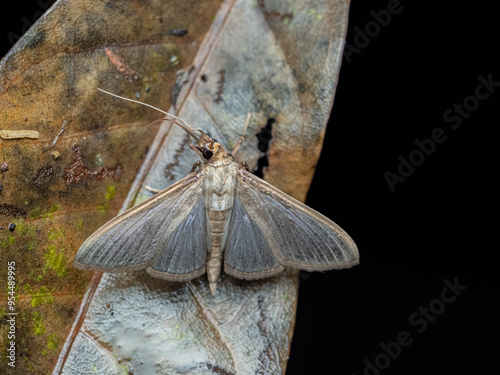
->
[190,160,203,173]
[238,161,250,171]
[231,113,251,156]
[231,139,243,156]
[189,144,204,159]
[144,185,162,194]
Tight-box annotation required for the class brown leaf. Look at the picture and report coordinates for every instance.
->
[0,0,223,373]
[0,0,349,374]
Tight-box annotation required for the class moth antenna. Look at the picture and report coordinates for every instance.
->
[116,117,163,154]
[231,113,251,156]
[97,88,205,142]
[116,118,184,155]
[241,113,251,141]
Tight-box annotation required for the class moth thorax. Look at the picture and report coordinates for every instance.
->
[203,163,237,211]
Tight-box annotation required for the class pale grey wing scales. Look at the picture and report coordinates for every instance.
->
[223,196,284,280]
[235,170,359,271]
[146,196,207,281]
[73,172,205,275]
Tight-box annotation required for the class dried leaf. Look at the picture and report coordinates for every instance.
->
[0,0,223,373]
[0,0,349,374]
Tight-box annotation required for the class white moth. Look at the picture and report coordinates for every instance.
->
[74,90,359,294]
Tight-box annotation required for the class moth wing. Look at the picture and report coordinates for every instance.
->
[223,195,285,280]
[146,195,207,281]
[74,172,207,280]
[233,170,359,271]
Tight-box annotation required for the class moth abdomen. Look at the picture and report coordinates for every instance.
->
[206,207,232,294]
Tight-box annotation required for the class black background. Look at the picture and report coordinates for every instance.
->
[293,1,499,374]
[1,1,498,374]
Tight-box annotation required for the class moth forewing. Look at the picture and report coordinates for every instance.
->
[73,172,208,278]
[231,169,359,272]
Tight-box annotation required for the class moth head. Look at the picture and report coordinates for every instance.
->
[196,134,221,161]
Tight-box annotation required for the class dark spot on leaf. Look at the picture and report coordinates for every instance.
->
[164,133,190,180]
[263,11,293,20]
[139,146,149,160]
[214,70,226,103]
[166,29,188,37]
[256,0,293,20]
[256,295,269,336]
[63,145,122,186]
[0,204,27,218]
[205,363,236,375]
[257,342,277,374]
[33,165,53,186]
[172,68,193,108]
[253,155,269,179]
[253,118,275,178]
[26,30,46,49]
[255,295,277,374]
[63,307,76,319]
[105,1,117,10]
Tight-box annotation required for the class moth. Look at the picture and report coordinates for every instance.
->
[74,90,359,294]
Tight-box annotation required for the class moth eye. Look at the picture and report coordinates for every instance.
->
[202,149,213,160]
